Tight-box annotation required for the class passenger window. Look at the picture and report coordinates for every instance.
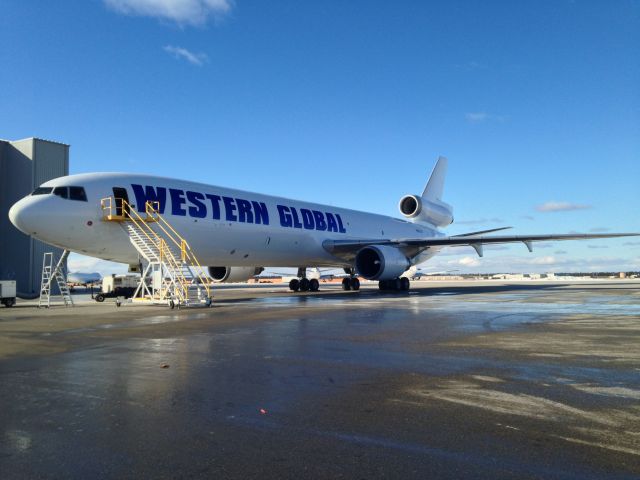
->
[31,187,53,195]
[53,187,68,199]
[69,186,87,202]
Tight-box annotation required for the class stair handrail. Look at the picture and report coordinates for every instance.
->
[101,197,164,259]
[101,196,210,302]
[101,197,189,302]
[144,201,211,297]
[158,238,189,303]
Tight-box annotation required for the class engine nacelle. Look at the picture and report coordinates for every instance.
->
[398,194,453,227]
[355,245,410,281]
[208,266,264,283]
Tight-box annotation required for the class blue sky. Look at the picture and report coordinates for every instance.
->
[2,0,639,274]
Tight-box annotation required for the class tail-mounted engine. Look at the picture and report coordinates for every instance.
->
[398,194,453,227]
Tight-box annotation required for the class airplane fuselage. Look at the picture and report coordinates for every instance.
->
[9,172,443,268]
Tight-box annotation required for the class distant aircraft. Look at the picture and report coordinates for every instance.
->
[9,157,638,293]
[401,266,458,280]
[67,272,102,286]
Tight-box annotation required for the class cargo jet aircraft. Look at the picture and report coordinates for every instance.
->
[8,157,638,292]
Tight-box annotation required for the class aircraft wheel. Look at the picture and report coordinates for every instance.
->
[393,278,402,291]
[95,293,105,302]
[289,279,300,292]
[350,277,360,291]
[299,278,310,291]
[400,277,410,291]
[378,280,387,290]
[342,278,351,291]
[309,278,320,292]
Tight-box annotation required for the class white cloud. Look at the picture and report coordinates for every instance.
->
[422,251,637,274]
[535,201,592,212]
[465,112,488,122]
[455,61,487,70]
[455,217,504,225]
[457,256,481,267]
[104,0,232,26]
[164,45,208,65]
[530,256,557,265]
[465,112,506,123]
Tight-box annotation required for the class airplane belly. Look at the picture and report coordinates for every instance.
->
[183,221,342,267]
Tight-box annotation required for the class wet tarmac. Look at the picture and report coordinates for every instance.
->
[0,280,639,479]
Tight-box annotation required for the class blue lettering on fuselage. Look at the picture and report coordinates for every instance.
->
[129,184,347,233]
[132,184,167,213]
[276,204,346,233]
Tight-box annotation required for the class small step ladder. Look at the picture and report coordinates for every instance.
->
[39,250,74,308]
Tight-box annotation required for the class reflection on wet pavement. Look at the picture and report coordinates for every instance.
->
[0,281,639,478]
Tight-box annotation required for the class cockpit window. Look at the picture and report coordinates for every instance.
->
[47,186,87,201]
[69,186,87,202]
[53,187,68,199]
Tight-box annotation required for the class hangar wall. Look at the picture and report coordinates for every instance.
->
[0,137,69,296]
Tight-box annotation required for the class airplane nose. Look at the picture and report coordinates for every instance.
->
[9,197,41,236]
[9,198,28,234]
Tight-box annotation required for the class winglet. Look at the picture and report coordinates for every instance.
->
[422,156,448,201]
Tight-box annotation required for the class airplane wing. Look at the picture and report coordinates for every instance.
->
[323,232,640,260]
[452,226,512,237]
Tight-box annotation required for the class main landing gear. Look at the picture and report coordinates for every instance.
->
[341,277,360,291]
[378,277,410,292]
[341,267,360,291]
[289,277,320,292]
[289,267,320,292]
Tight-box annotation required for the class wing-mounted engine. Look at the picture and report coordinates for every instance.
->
[355,245,410,280]
[398,194,453,227]
[208,266,264,283]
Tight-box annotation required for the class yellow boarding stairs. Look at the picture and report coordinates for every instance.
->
[101,197,212,308]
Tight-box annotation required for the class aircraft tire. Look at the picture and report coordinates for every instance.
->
[400,277,410,291]
[350,277,360,291]
[309,278,320,291]
[300,278,310,292]
[342,278,351,291]
[289,279,300,292]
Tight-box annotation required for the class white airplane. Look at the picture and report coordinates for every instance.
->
[67,271,102,286]
[8,157,638,292]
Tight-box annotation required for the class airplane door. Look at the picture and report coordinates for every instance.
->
[113,187,130,217]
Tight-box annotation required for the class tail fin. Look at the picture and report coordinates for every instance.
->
[422,156,447,201]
